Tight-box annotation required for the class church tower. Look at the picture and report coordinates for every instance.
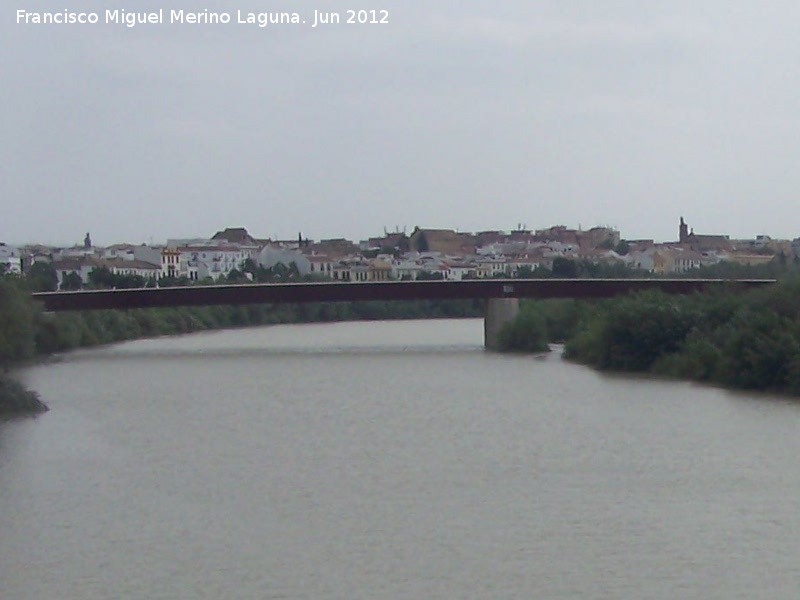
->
[679,217,688,244]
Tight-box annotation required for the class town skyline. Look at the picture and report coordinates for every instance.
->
[4,216,797,250]
[4,218,793,291]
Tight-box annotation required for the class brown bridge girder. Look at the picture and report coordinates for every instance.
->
[31,279,776,312]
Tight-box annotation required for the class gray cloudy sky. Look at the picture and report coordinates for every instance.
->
[3,1,800,246]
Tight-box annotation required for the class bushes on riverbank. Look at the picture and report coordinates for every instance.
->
[0,275,38,365]
[643,280,800,394]
[493,299,594,352]
[495,308,549,353]
[29,298,483,356]
[1,276,46,415]
[501,278,800,396]
[0,377,48,417]
[565,290,700,372]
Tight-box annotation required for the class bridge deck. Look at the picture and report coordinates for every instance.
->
[32,279,776,312]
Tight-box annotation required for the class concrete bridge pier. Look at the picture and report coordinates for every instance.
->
[484,297,520,350]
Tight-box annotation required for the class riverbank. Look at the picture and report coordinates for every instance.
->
[498,278,800,397]
[0,375,49,417]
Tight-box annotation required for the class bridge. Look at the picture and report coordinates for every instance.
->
[32,278,774,349]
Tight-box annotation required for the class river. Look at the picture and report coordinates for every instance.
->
[2,319,800,598]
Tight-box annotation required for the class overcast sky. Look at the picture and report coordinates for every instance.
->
[3,1,800,246]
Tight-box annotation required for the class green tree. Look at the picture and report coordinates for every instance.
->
[87,266,115,289]
[614,240,630,255]
[225,268,249,283]
[25,261,58,292]
[60,272,83,291]
[565,291,698,371]
[513,265,535,279]
[496,308,549,352]
[416,270,444,280]
[551,257,578,278]
[0,276,37,368]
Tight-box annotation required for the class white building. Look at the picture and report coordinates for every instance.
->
[257,246,311,276]
[503,256,543,276]
[0,243,22,275]
[105,258,161,281]
[442,260,474,280]
[103,244,163,265]
[474,256,507,278]
[50,257,103,287]
[307,255,334,277]
[627,250,655,272]
[162,243,255,281]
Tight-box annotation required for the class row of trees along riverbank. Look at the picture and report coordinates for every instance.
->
[497,262,800,396]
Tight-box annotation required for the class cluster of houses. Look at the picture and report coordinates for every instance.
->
[3,219,798,290]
